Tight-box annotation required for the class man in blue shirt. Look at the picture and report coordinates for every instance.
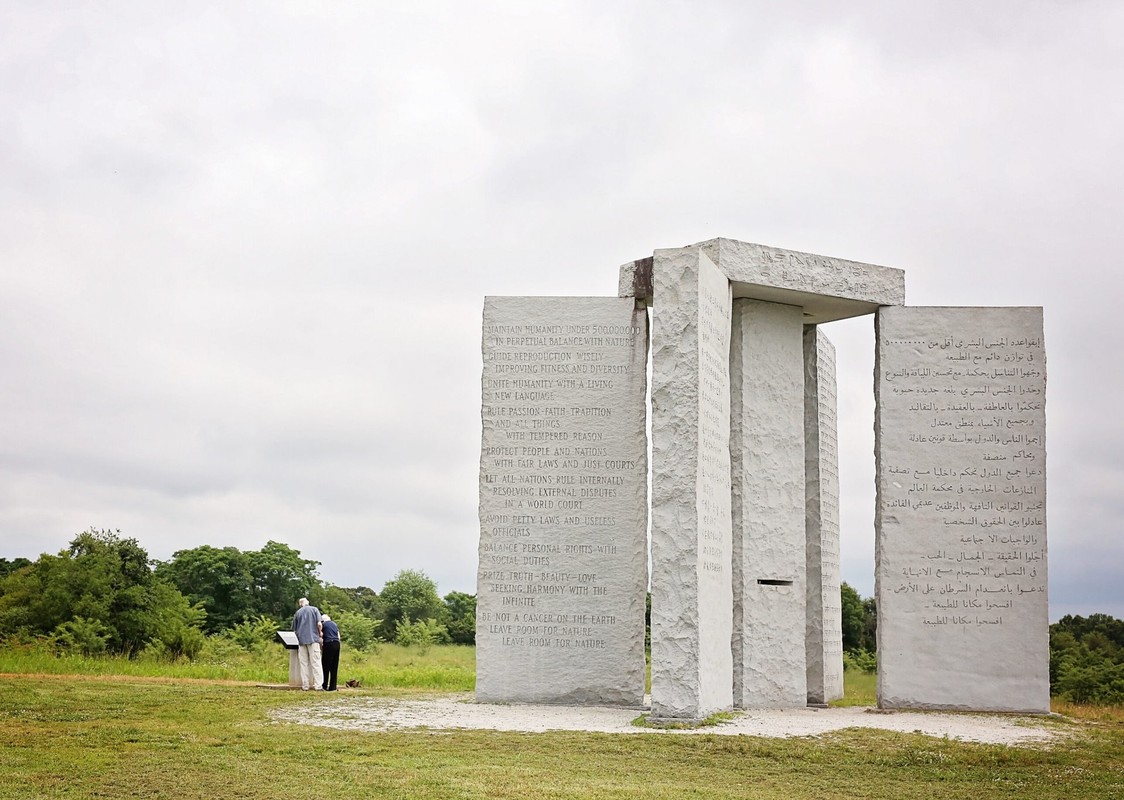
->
[291,598,323,691]
[320,614,341,691]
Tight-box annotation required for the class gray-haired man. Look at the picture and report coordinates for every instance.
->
[291,597,324,690]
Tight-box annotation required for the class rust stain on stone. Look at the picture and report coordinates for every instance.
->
[632,256,654,299]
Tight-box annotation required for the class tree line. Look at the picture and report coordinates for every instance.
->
[840,581,877,671]
[838,581,1124,704]
[1050,613,1124,704]
[0,529,475,659]
[3,530,1120,703]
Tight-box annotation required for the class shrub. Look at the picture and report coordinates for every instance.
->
[334,610,380,652]
[51,617,109,656]
[1054,659,1124,704]
[394,615,450,653]
[843,648,877,674]
[228,615,280,651]
[443,591,476,645]
[157,625,206,660]
[198,635,247,665]
[1051,614,1124,704]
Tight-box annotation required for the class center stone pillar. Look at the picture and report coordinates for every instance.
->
[650,247,734,720]
[730,299,807,709]
[805,326,844,704]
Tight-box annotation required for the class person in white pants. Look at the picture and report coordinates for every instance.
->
[291,597,324,690]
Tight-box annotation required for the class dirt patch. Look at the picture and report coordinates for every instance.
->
[272,693,1064,746]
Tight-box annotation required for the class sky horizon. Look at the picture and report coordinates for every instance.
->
[2,2,1121,622]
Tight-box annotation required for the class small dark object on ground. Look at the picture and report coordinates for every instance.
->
[345,679,361,688]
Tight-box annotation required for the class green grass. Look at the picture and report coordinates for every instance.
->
[0,674,1121,799]
[0,641,475,691]
[1,650,1122,799]
[837,669,878,706]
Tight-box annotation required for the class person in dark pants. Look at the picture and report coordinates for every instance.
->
[320,614,341,691]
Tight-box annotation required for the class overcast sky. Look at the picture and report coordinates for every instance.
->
[2,2,1120,621]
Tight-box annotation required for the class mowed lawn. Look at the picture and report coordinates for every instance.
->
[1,672,1122,799]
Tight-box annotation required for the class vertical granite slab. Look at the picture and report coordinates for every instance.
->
[477,296,649,705]
[804,326,844,704]
[650,247,734,720]
[875,306,1048,712]
[730,299,808,709]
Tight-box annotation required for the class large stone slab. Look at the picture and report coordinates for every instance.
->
[650,247,733,720]
[875,306,1048,712]
[804,326,844,704]
[730,299,808,709]
[477,296,649,705]
[621,239,905,323]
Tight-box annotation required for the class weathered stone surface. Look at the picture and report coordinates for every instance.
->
[650,247,734,720]
[730,299,807,709]
[476,296,648,705]
[875,306,1048,712]
[621,239,904,323]
[288,651,301,688]
[804,326,844,704]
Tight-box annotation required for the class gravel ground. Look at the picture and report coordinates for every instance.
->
[271,693,1062,746]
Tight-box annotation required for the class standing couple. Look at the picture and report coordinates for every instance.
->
[291,597,342,691]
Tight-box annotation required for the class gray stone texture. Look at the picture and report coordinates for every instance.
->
[730,299,808,709]
[875,306,1048,712]
[650,247,734,720]
[477,296,649,705]
[288,650,301,687]
[621,238,905,323]
[804,326,844,704]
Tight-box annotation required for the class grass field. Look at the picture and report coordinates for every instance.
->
[0,640,476,691]
[1,649,1121,799]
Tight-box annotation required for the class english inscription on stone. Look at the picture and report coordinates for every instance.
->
[695,256,734,694]
[476,296,648,705]
[875,306,1048,712]
[650,248,733,719]
[805,327,844,704]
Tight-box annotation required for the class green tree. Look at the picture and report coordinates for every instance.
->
[320,584,383,620]
[0,529,204,656]
[1053,613,1124,649]
[0,557,31,579]
[247,541,321,622]
[1050,613,1124,704]
[861,595,878,652]
[443,591,476,645]
[155,545,255,634]
[317,584,365,616]
[0,561,39,633]
[378,569,445,638]
[145,582,207,659]
[342,585,382,617]
[840,582,866,653]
